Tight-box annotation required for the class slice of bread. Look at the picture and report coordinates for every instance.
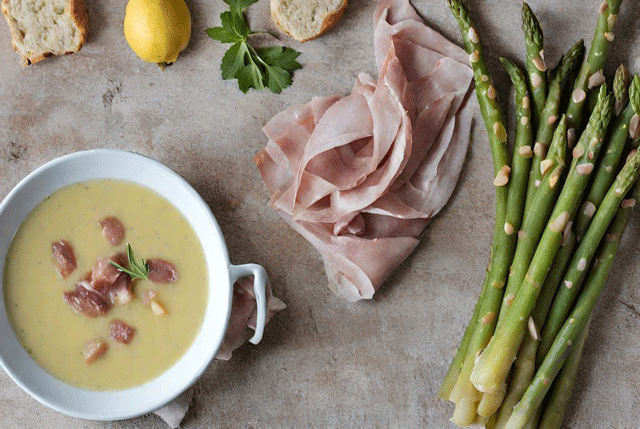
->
[271,0,347,42]
[2,0,88,66]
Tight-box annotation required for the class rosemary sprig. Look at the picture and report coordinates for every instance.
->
[109,243,149,281]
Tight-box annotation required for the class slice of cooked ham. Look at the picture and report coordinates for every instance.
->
[255,0,477,301]
[91,254,127,295]
[147,259,178,283]
[109,320,135,344]
[98,216,125,246]
[63,281,110,317]
[52,240,77,278]
[84,338,108,364]
[216,276,286,360]
[106,273,133,306]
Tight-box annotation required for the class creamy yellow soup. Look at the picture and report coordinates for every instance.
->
[4,179,208,390]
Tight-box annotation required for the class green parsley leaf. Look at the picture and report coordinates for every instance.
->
[223,0,259,16]
[220,10,249,39]
[254,46,302,70]
[238,61,265,93]
[205,26,239,44]
[206,1,301,93]
[220,41,246,80]
[264,65,291,94]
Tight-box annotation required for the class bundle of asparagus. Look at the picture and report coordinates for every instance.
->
[438,1,640,428]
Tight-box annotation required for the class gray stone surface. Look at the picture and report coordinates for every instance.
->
[0,0,639,427]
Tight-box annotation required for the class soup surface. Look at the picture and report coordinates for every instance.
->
[3,179,208,390]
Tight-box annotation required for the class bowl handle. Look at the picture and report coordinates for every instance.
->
[228,263,268,345]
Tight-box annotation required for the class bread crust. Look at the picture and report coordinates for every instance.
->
[271,0,348,43]
[1,0,89,66]
[70,0,89,47]
[314,0,347,42]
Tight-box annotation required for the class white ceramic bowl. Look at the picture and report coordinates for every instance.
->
[0,149,268,421]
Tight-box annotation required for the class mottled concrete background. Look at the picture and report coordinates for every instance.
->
[1,0,639,428]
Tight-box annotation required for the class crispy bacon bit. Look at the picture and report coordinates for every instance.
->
[63,282,110,317]
[91,253,126,294]
[84,338,108,364]
[147,259,178,283]
[141,289,158,306]
[51,240,77,278]
[109,320,135,344]
[107,273,133,306]
[98,216,125,246]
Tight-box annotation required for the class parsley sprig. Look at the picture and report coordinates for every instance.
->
[109,243,149,281]
[206,0,302,93]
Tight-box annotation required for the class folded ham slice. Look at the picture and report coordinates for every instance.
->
[255,0,477,302]
[216,276,286,360]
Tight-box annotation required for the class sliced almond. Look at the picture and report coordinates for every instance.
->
[588,70,606,88]
[150,299,168,317]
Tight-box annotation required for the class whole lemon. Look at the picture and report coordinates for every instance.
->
[124,0,191,66]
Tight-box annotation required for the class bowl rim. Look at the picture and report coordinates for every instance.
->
[0,149,233,420]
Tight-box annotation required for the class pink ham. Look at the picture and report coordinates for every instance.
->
[254,0,477,301]
[91,253,127,295]
[73,254,133,310]
[216,276,286,360]
[105,273,133,306]
[63,281,110,317]
[147,259,178,284]
[51,240,77,278]
[84,338,108,364]
[109,320,135,344]
[98,216,125,246]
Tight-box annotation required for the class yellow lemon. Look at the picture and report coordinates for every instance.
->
[124,0,191,66]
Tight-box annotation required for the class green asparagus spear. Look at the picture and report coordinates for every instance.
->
[565,0,623,133]
[500,57,533,261]
[440,59,531,405]
[444,1,512,423]
[521,2,547,124]
[506,156,640,429]
[445,0,510,183]
[572,74,639,240]
[470,86,613,396]
[614,64,631,116]
[522,40,584,221]
[497,116,567,326]
[536,319,591,429]
[476,59,533,418]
